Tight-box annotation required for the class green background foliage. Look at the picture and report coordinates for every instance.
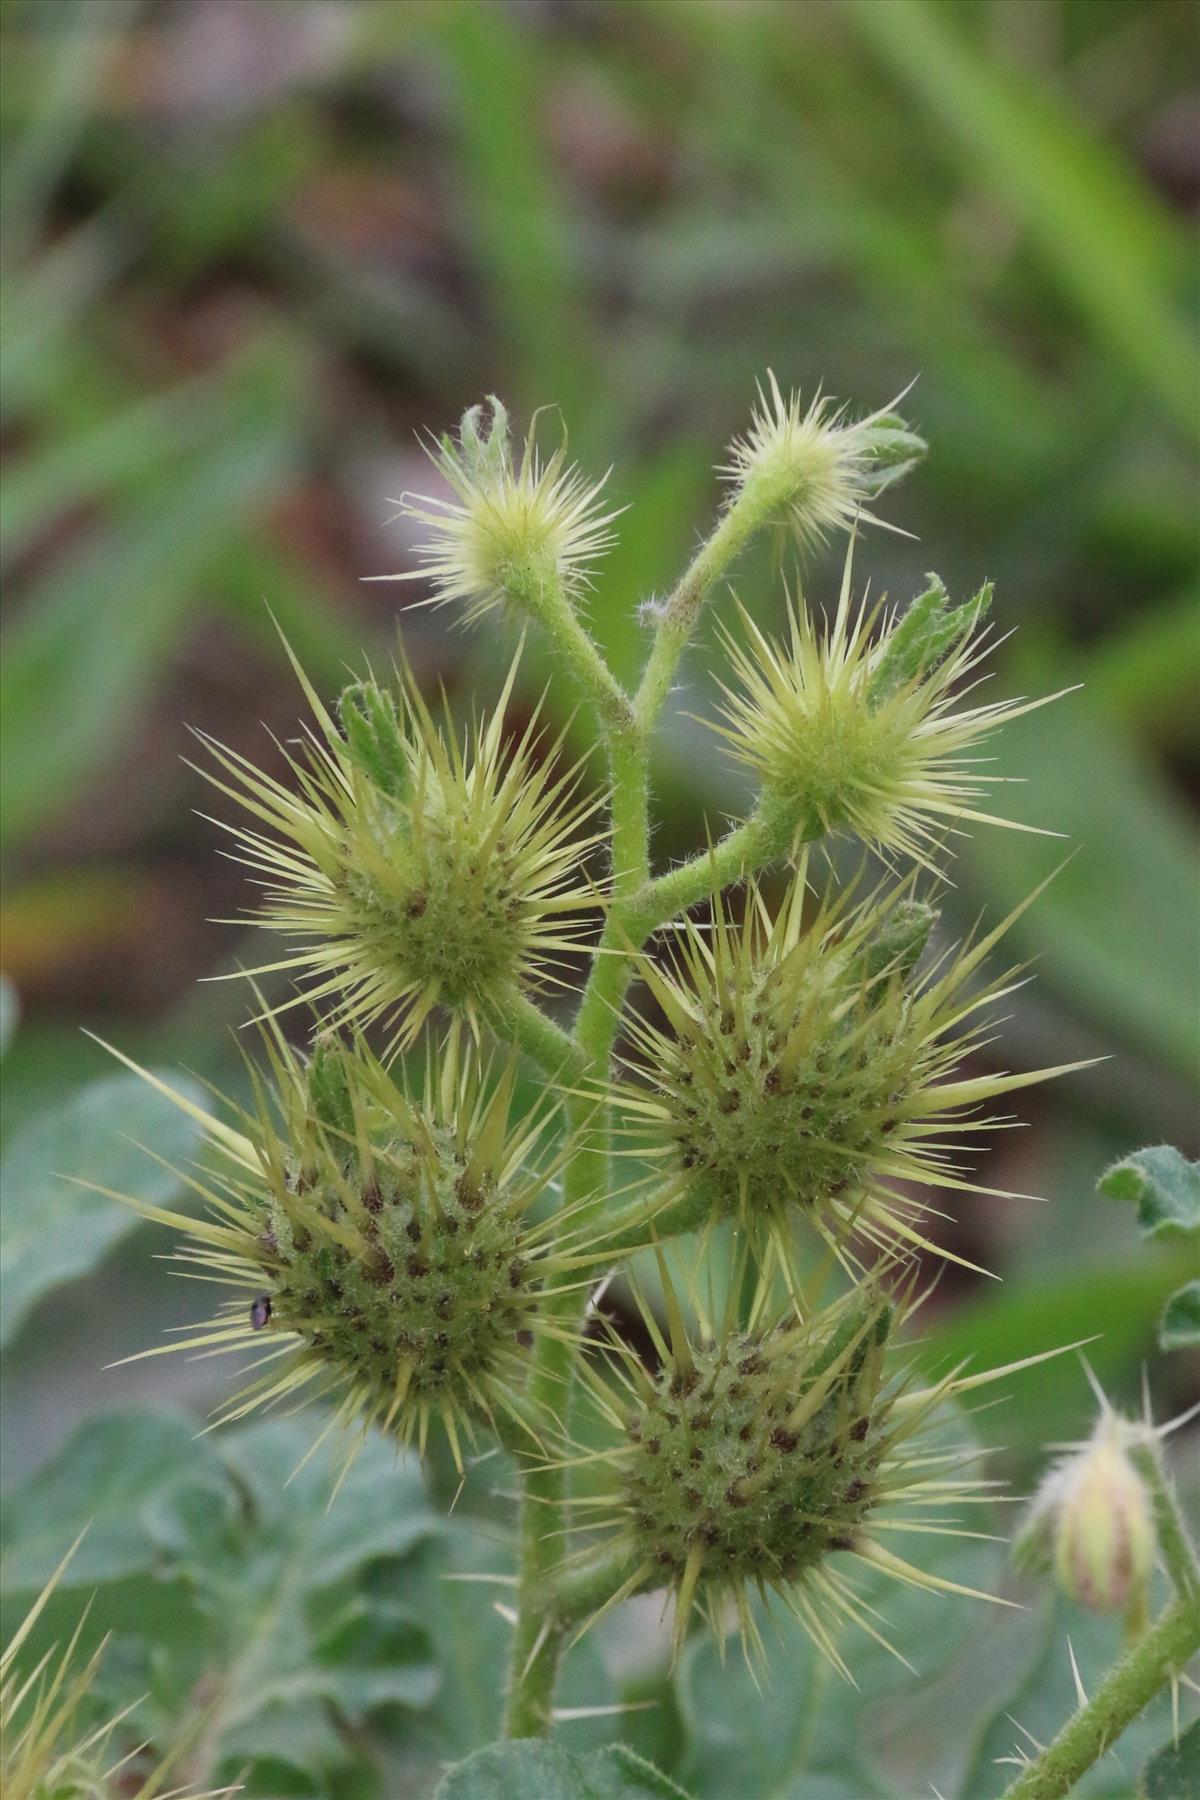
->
[1,0,1196,1793]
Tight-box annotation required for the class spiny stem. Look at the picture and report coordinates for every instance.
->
[1000,1595,1200,1800]
[1130,1441,1200,1604]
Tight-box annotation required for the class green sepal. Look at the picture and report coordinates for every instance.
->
[307,1036,356,1139]
[868,574,992,705]
[856,412,927,497]
[457,394,510,484]
[806,1288,893,1386]
[337,678,409,800]
[858,898,938,985]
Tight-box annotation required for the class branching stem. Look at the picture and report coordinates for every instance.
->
[500,495,797,1735]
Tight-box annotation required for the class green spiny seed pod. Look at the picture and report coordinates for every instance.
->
[201,647,602,1051]
[105,1027,594,1467]
[615,866,1088,1277]
[621,1299,890,1614]
[565,1264,1016,1669]
[710,555,1069,864]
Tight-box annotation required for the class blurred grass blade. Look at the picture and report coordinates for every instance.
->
[0,378,212,567]
[963,684,1200,1084]
[434,0,593,420]
[0,341,305,849]
[850,0,1198,441]
[1,0,141,257]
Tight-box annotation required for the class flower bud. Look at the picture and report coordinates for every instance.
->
[378,396,620,627]
[711,558,1065,864]
[1016,1415,1156,1613]
[721,372,924,551]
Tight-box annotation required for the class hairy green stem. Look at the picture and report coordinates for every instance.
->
[1130,1441,1200,1604]
[503,486,800,1736]
[504,632,645,1739]
[1000,1595,1199,1800]
[489,990,586,1086]
[517,562,635,741]
[635,484,773,733]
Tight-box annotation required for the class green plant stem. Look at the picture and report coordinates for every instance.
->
[503,643,646,1742]
[490,990,586,1085]
[504,488,798,1737]
[634,486,768,733]
[1001,1594,1200,1800]
[503,1322,574,1738]
[521,564,635,742]
[1130,1441,1200,1603]
[624,807,796,938]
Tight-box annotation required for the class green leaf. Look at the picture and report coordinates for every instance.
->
[0,1068,209,1350]
[435,1741,693,1800]
[1159,1281,1200,1353]
[0,1408,222,1598]
[1,1409,443,1795]
[1099,1147,1200,1241]
[1143,1720,1200,1800]
[187,1418,440,1784]
[374,1514,619,1782]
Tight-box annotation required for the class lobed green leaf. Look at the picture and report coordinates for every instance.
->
[435,1741,693,1800]
[0,1068,209,1351]
[1098,1146,1200,1242]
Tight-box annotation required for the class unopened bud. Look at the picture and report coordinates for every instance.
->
[1016,1415,1156,1613]
[456,394,510,485]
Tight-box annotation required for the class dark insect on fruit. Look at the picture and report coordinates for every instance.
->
[249,1293,273,1330]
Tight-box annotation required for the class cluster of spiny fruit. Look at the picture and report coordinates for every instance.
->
[107,378,1078,1670]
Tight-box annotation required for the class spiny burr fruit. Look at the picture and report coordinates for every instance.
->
[711,558,1069,866]
[615,866,1088,1280]
[200,647,602,1054]
[102,1026,596,1469]
[563,1262,1027,1671]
